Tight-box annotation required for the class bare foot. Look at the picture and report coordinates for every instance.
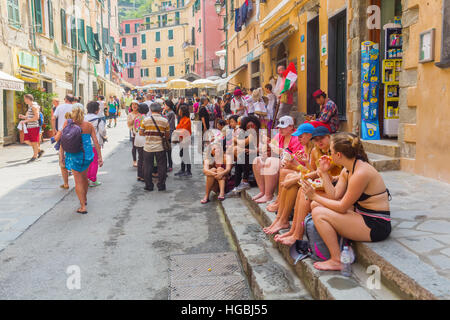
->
[256,196,273,204]
[314,260,342,271]
[274,229,294,242]
[279,235,300,246]
[266,201,279,212]
[266,221,290,235]
[252,192,264,201]
[263,219,279,233]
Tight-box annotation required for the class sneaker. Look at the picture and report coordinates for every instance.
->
[181,171,192,177]
[38,150,45,158]
[174,170,185,176]
[27,157,37,163]
[89,181,102,187]
[233,182,251,193]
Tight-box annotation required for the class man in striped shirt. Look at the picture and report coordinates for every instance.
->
[139,102,170,192]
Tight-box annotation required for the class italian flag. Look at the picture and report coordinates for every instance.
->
[281,62,297,94]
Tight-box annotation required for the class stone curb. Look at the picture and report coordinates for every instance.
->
[218,197,312,300]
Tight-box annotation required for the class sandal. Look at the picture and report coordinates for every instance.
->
[76,209,88,214]
[200,199,210,204]
[60,184,69,189]
[218,196,225,201]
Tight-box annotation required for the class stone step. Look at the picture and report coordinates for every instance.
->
[368,152,400,172]
[362,139,400,158]
[219,197,312,300]
[242,188,403,300]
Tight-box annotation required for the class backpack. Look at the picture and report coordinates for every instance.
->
[39,112,44,127]
[303,213,355,262]
[61,119,84,154]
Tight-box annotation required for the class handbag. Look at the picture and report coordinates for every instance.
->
[150,116,170,152]
[134,131,146,147]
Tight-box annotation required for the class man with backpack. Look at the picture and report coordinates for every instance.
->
[52,94,75,189]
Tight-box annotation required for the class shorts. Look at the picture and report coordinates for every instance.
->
[108,114,117,120]
[24,127,40,142]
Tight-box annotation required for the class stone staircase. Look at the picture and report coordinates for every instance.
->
[363,139,401,172]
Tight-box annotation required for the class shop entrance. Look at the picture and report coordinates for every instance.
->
[328,10,347,119]
[307,16,320,115]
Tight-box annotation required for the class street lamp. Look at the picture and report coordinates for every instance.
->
[214,0,222,16]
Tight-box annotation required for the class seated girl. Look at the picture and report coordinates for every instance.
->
[274,125,343,246]
[299,133,391,271]
[252,116,301,204]
[263,123,315,234]
[201,134,233,204]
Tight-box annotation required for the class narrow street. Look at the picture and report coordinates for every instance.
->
[0,117,249,299]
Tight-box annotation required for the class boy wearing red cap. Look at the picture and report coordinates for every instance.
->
[313,89,339,133]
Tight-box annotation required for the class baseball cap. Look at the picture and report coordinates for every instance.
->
[312,125,331,138]
[312,89,325,98]
[289,240,311,265]
[292,123,315,137]
[276,116,294,129]
[233,89,242,96]
[131,99,139,104]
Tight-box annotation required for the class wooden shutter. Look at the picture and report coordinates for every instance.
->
[48,0,54,38]
[60,9,66,44]
[34,0,43,33]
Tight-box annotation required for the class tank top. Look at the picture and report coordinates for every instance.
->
[26,104,39,129]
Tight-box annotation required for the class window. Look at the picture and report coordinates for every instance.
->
[134,23,139,33]
[169,66,175,77]
[77,19,87,53]
[48,0,54,38]
[191,27,195,45]
[122,38,126,47]
[145,17,150,30]
[125,23,130,33]
[71,16,77,49]
[33,0,43,33]
[158,15,161,27]
[125,53,129,63]
[196,48,199,61]
[7,0,20,28]
[141,68,149,77]
[198,19,201,32]
[162,14,167,26]
[127,68,134,78]
[142,49,147,60]
[168,46,174,57]
[141,34,146,44]
[175,12,180,25]
[156,67,161,78]
[156,31,160,41]
[130,52,137,62]
[168,29,173,40]
[155,48,161,58]
[60,9,66,45]
[132,37,137,46]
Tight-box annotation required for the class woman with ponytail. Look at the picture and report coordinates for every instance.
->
[299,132,391,271]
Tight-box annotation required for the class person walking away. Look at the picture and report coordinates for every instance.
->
[19,94,42,162]
[133,103,149,181]
[264,84,277,131]
[163,100,176,172]
[127,100,140,167]
[52,94,75,188]
[107,96,118,128]
[175,96,186,121]
[85,101,107,187]
[231,89,247,117]
[313,89,340,133]
[174,104,192,177]
[97,96,106,124]
[60,107,103,214]
[139,102,170,192]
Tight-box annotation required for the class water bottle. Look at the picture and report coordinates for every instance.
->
[341,246,352,277]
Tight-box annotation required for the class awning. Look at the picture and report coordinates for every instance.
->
[0,71,24,91]
[263,25,297,48]
[55,79,73,90]
[216,66,247,92]
[16,68,53,83]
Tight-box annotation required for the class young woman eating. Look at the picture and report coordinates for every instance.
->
[300,133,391,271]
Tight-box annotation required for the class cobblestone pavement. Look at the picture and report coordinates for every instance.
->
[380,171,450,281]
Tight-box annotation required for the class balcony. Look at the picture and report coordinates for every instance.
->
[182,41,195,52]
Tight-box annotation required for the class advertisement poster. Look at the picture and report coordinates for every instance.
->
[361,41,380,140]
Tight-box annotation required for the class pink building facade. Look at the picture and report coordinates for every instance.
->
[193,0,225,78]
[120,18,144,87]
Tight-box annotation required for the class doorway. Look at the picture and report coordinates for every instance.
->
[328,9,347,119]
[276,43,288,69]
[307,16,320,115]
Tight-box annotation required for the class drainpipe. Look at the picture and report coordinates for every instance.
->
[225,0,228,77]
[202,0,206,78]
[72,0,78,97]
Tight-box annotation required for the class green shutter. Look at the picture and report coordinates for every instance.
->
[169,66,174,77]
[102,27,111,53]
[71,16,77,49]
[86,26,97,59]
[122,38,126,46]
[156,48,161,58]
[125,24,130,33]
[34,0,43,33]
[168,29,173,40]
[142,49,146,60]
[156,31,160,41]
[78,19,87,53]
[168,46,173,57]
[60,9,66,45]
[8,0,21,28]
[141,34,146,44]
[156,67,161,77]
[48,0,54,38]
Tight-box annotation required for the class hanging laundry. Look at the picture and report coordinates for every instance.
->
[240,4,247,26]
[246,0,253,15]
[235,8,242,32]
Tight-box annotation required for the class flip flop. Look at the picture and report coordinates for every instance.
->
[218,196,225,201]
[60,184,69,189]
[76,209,88,214]
[200,199,210,204]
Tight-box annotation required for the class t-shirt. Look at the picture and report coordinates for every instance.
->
[245,95,255,114]
[124,95,133,107]
[140,113,170,153]
[54,103,74,131]
[199,106,210,131]
[231,97,246,116]
[97,101,105,118]
[272,134,303,155]
[108,102,117,114]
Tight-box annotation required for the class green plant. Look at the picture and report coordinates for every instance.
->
[16,86,56,131]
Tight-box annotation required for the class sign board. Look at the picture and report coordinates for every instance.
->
[419,29,435,63]
[321,34,327,56]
